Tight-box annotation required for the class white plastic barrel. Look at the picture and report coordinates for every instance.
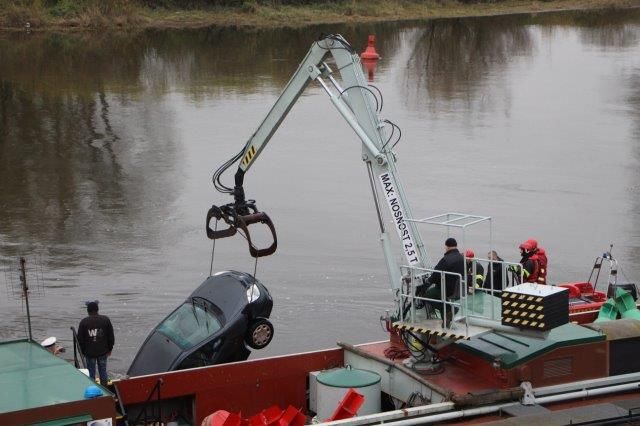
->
[315,366,381,420]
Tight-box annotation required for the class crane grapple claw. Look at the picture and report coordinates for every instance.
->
[206,205,237,239]
[206,201,278,258]
[237,211,278,258]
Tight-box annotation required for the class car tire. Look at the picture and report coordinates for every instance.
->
[245,318,274,349]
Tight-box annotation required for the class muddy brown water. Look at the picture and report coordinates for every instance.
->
[1,9,640,374]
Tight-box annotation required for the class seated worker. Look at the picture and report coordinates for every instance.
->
[465,249,485,291]
[416,238,464,326]
[510,239,548,284]
[484,250,507,292]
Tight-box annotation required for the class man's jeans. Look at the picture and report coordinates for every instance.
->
[86,355,108,386]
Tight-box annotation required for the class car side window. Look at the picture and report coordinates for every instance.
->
[178,338,221,370]
[157,302,222,350]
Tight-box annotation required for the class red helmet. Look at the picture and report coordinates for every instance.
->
[465,249,475,258]
[519,239,538,252]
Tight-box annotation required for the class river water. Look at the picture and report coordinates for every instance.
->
[1,9,639,374]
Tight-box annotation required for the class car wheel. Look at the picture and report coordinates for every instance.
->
[245,318,274,349]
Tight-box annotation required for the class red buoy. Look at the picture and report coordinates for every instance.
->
[362,59,377,82]
[360,35,380,60]
[202,410,243,426]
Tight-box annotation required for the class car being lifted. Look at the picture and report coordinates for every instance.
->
[127,270,273,377]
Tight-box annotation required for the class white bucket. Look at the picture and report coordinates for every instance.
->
[315,366,381,420]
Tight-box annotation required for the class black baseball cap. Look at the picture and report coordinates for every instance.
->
[86,301,99,313]
[445,237,457,248]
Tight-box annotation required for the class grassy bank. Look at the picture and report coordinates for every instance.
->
[0,0,638,31]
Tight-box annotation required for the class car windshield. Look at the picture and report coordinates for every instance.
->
[157,299,222,350]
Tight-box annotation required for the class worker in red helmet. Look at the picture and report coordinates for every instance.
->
[465,249,485,291]
[513,239,548,284]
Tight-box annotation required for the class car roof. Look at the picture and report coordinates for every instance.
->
[189,271,253,315]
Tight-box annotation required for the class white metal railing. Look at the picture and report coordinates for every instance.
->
[400,257,524,328]
[405,212,493,259]
[465,257,524,321]
[407,212,492,228]
[399,267,468,334]
[397,210,533,330]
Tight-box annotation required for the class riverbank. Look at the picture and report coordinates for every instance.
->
[0,0,638,31]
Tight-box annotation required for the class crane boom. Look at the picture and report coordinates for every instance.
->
[207,34,430,291]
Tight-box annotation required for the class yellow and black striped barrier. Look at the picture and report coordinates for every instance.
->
[392,322,470,341]
[241,145,257,167]
[501,284,569,331]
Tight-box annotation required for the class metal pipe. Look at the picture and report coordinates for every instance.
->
[316,76,384,162]
[20,257,33,342]
[381,402,516,425]
[382,234,401,291]
[535,381,640,404]
[383,381,640,425]
[366,162,385,234]
[70,326,79,368]
[534,371,640,396]
[321,402,455,425]
[489,218,494,319]
[322,376,640,426]
[333,350,640,426]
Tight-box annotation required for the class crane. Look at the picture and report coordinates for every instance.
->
[206,33,430,317]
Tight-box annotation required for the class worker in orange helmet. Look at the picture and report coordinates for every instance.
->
[513,239,548,284]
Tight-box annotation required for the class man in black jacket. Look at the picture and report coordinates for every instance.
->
[78,301,114,386]
[417,238,465,326]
